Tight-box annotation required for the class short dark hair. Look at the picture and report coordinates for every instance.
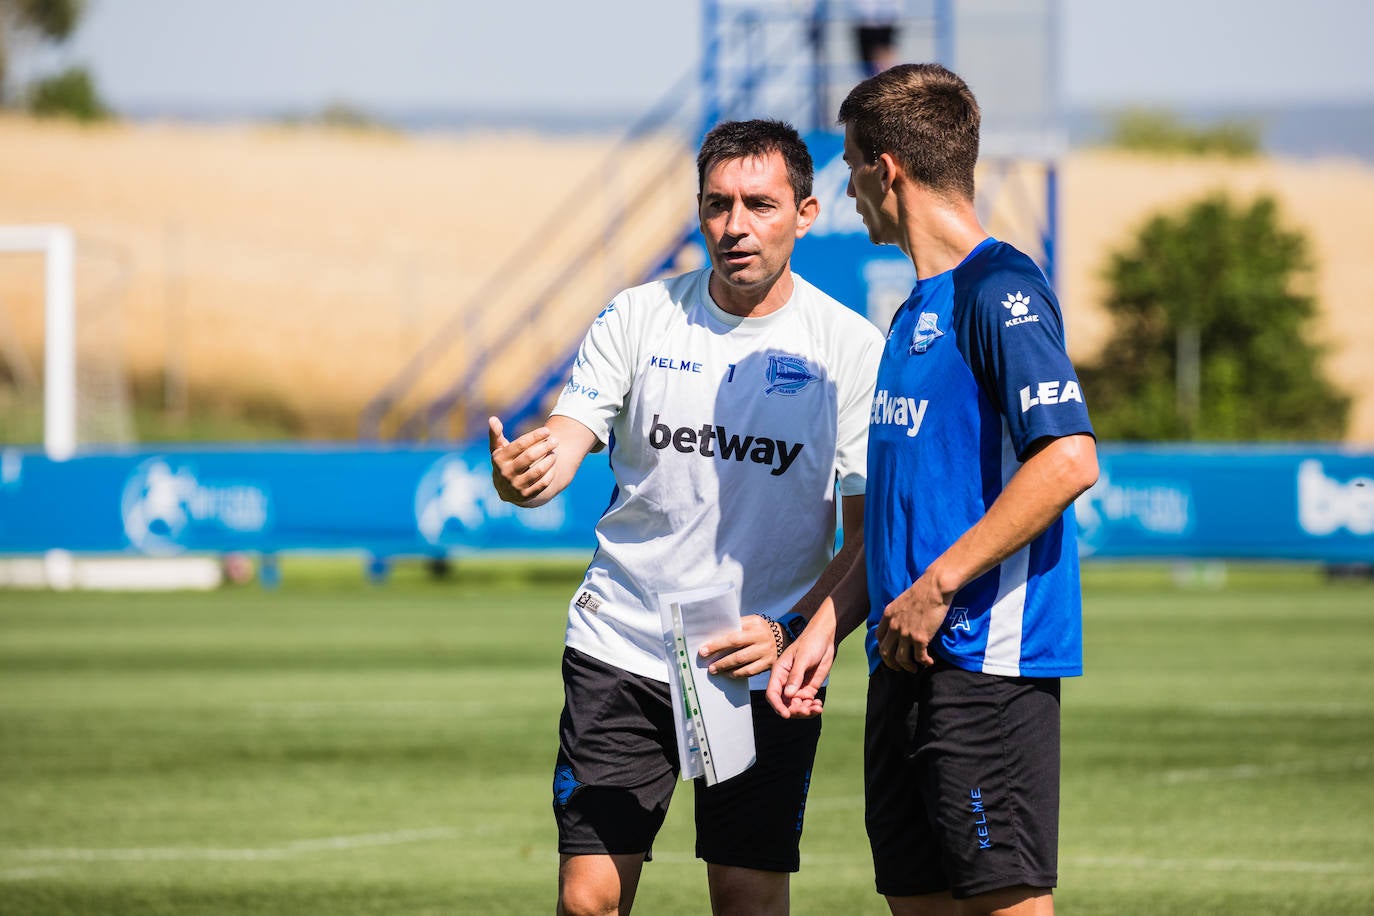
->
[696,119,814,206]
[838,63,980,201]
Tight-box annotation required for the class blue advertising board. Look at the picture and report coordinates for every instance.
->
[0,443,1370,563]
[0,444,614,557]
[1081,445,1373,563]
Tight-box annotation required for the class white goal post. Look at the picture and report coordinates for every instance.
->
[0,225,75,460]
[0,225,222,590]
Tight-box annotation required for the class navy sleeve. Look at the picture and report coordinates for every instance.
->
[960,265,1094,460]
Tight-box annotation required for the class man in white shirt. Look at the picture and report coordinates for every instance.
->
[491,119,883,916]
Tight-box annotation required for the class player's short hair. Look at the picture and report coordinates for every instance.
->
[838,63,980,202]
[696,119,814,208]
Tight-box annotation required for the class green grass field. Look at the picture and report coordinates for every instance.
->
[1,560,1372,914]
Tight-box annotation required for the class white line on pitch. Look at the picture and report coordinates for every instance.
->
[6,826,464,864]
[1162,754,1373,784]
[0,866,64,881]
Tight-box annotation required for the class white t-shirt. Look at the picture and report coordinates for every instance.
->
[551,268,884,686]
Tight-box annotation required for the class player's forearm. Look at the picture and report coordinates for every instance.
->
[790,531,862,621]
[829,542,871,642]
[925,434,1098,600]
[785,495,865,621]
[804,542,869,648]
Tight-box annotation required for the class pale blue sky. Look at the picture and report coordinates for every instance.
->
[15,0,1374,114]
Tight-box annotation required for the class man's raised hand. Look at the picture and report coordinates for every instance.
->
[489,416,559,506]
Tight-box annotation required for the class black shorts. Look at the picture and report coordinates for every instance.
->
[864,658,1061,899]
[552,647,823,872]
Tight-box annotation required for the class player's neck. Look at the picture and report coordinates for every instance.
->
[708,268,795,318]
[897,191,987,280]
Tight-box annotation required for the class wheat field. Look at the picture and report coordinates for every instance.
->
[2,115,1371,440]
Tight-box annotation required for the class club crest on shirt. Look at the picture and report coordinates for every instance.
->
[764,354,818,396]
[910,311,944,354]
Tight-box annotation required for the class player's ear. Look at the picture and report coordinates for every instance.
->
[877,152,899,193]
[794,195,819,238]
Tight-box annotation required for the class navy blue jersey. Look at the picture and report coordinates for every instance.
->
[864,238,1094,677]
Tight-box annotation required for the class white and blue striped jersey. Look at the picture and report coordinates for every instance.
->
[865,238,1094,678]
[552,268,885,686]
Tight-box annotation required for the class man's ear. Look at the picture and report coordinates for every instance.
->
[877,152,899,193]
[794,195,820,238]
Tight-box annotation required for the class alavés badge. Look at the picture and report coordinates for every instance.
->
[910,311,943,354]
[764,354,819,396]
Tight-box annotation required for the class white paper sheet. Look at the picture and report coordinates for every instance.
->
[657,583,756,786]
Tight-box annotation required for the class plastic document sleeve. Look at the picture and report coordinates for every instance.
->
[656,583,756,786]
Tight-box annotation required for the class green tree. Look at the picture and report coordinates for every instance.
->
[1080,193,1350,441]
[27,63,104,119]
[1106,107,1261,158]
[0,0,84,103]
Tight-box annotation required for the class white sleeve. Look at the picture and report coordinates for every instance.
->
[833,324,884,497]
[548,296,635,448]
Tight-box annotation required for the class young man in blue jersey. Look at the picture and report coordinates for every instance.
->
[767,64,1099,915]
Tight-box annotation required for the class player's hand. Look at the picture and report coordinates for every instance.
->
[488,416,558,505]
[765,622,834,719]
[875,572,949,672]
[699,614,778,679]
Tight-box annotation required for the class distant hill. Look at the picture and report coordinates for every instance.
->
[1067,101,1374,163]
[121,100,1374,162]
[116,102,648,137]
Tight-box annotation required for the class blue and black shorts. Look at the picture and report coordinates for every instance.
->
[864,657,1062,899]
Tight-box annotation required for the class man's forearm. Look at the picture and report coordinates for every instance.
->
[924,433,1097,601]
[787,494,867,623]
[799,541,869,651]
[826,542,870,643]
[790,535,861,621]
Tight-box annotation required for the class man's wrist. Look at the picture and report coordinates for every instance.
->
[925,559,965,605]
[759,614,788,657]
[777,612,808,644]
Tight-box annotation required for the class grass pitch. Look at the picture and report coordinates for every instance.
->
[1,559,1371,914]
